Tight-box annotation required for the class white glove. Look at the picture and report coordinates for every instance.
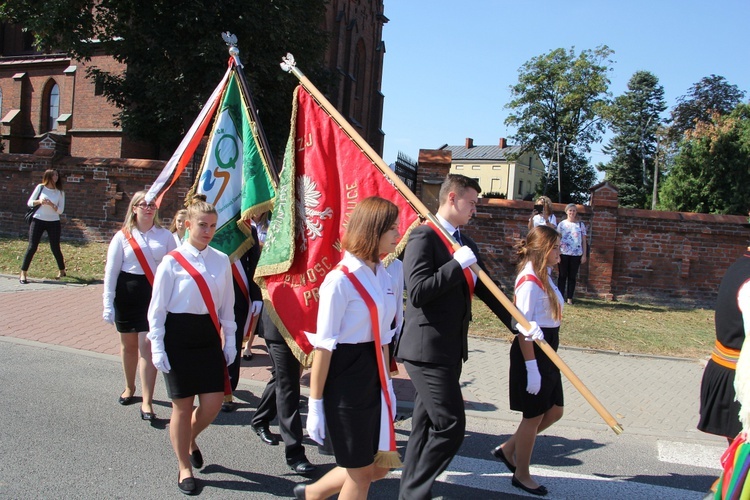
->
[453,245,477,269]
[251,300,263,316]
[152,348,171,373]
[517,321,544,342]
[102,306,114,325]
[223,341,237,366]
[306,397,326,445]
[387,378,397,421]
[525,359,541,395]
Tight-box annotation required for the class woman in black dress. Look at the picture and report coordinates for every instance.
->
[492,226,563,497]
[147,195,236,494]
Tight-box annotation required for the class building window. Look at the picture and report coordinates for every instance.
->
[94,78,104,96]
[492,165,501,170]
[472,165,480,170]
[518,180,523,195]
[41,80,60,133]
[455,164,464,170]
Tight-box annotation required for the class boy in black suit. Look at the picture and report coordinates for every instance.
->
[395,174,519,500]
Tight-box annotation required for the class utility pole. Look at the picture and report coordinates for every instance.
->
[651,130,663,210]
[556,140,562,203]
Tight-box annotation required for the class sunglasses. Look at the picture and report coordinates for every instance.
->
[136,203,157,210]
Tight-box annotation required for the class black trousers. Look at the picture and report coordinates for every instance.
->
[558,254,582,300]
[21,219,65,271]
[399,360,465,500]
[251,337,305,464]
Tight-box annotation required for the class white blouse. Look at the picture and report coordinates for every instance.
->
[532,213,557,228]
[147,242,236,344]
[514,261,563,328]
[310,252,403,351]
[27,185,65,221]
[102,226,177,310]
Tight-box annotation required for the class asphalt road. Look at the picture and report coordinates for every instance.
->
[0,339,721,499]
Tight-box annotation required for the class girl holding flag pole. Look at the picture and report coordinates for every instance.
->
[103,190,176,419]
[295,197,403,500]
[147,195,236,495]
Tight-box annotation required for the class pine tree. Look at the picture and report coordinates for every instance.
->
[600,71,666,209]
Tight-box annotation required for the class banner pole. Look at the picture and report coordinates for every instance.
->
[280,53,623,435]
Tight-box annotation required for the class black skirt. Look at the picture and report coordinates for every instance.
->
[698,359,741,438]
[162,313,226,400]
[114,272,151,333]
[509,326,564,418]
[324,342,381,469]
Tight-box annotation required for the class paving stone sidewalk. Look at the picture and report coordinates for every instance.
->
[0,275,718,442]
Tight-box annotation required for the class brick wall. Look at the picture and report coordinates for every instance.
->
[0,153,193,241]
[416,149,747,307]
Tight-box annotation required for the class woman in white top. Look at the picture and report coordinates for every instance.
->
[492,225,563,497]
[557,203,587,305]
[20,169,67,283]
[169,209,188,246]
[297,197,403,500]
[528,195,557,230]
[147,195,236,495]
[102,190,177,419]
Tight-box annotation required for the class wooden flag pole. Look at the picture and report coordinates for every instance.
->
[280,54,623,435]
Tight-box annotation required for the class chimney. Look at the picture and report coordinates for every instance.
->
[465,137,474,149]
[498,137,507,148]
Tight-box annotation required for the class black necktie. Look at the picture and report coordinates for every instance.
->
[453,230,462,245]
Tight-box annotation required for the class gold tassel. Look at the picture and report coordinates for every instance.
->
[374,450,402,469]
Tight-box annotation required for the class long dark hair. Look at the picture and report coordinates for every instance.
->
[41,169,63,191]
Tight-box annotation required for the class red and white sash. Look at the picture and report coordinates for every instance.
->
[338,265,400,464]
[426,221,475,298]
[169,249,232,396]
[121,228,156,285]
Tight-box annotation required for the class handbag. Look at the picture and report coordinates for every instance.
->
[24,185,42,225]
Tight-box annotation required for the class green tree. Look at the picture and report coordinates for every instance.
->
[505,46,614,204]
[660,103,750,215]
[669,75,746,142]
[599,71,666,209]
[0,1,329,158]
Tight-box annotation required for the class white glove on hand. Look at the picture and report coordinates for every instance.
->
[223,341,237,366]
[525,359,541,395]
[306,397,326,445]
[387,378,397,421]
[152,349,171,373]
[102,306,114,325]
[453,245,477,269]
[251,300,263,316]
[518,321,544,342]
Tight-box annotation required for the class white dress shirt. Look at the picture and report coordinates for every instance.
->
[310,252,403,351]
[147,242,236,345]
[102,225,177,310]
[514,261,563,328]
[27,185,65,221]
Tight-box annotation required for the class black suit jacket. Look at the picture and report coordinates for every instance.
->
[394,224,514,365]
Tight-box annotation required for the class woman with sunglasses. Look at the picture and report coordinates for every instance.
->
[103,191,177,420]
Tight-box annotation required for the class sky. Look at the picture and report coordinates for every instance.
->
[379,0,750,170]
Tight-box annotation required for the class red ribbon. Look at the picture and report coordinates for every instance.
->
[121,228,155,285]
[425,221,475,298]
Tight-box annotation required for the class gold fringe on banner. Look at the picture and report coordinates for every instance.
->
[374,450,403,469]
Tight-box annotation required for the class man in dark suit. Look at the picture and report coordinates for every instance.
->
[395,174,517,500]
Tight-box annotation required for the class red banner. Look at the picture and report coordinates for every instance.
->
[261,86,419,365]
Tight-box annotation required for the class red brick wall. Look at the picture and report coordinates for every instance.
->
[0,153,192,241]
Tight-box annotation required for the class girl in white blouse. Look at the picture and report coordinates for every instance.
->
[147,195,235,495]
[492,225,563,497]
[20,169,67,283]
[102,190,177,419]
[297,197,403,500]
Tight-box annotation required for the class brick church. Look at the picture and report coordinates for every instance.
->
[0,0,388,159]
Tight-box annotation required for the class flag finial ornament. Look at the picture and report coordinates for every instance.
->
[222,31,238,47]
[280,53,296,73]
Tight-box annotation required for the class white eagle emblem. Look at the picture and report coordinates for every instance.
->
[296,175,333,252]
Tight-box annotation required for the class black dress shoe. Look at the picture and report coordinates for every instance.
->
[19,278,29,284]
[189,449,204,469]
[293,483,307,499]
[220,401,236,413]
[140,409,156,421]
[289,459,316,475]
[511,475,548,496]
[242,352,253,361]
[118,393,136,405]
[178,474,197,495]
[491,445,516,473]
[252,424,279,445]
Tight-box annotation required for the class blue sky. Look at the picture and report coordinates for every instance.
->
[379,0,750,169]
